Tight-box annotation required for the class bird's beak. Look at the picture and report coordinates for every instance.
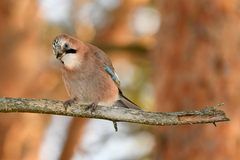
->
[56,52,66,60]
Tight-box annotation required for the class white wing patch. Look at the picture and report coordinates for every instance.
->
[114,71,120,83]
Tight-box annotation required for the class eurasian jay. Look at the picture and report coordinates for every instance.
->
[52,34,142,112]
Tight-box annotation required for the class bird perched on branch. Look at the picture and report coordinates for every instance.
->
[52,34,142,112]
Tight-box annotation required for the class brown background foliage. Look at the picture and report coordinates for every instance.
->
[0,0,237,160]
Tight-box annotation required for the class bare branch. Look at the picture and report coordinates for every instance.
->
[0,97,230,126]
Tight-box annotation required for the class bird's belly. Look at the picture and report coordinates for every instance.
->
[63,74,118,106]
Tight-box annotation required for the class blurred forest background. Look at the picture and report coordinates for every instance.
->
[0,0,238,160]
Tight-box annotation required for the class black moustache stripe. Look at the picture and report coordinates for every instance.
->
[66,49,76,54]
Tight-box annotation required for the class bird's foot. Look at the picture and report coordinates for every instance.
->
[63,98,75,111]
[88,100,99,113]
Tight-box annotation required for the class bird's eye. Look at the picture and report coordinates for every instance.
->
[64,43,70,49]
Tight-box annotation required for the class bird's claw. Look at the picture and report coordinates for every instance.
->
[88,101,99,113]
[63,98,75,111]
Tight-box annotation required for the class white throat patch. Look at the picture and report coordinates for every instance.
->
[61,54,79,69]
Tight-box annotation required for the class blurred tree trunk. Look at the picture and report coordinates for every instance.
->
[0,1,50,160]
[152,0,240,159]
[59,118,87,160]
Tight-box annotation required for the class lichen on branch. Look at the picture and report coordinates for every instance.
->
[0,97,230,127]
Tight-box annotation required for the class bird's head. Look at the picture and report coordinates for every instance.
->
[52,34,82,69]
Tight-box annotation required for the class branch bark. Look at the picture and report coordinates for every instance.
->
[0,97,230,126]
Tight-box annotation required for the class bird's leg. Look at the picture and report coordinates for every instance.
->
[88,100,99,113]
[63,98,75,111]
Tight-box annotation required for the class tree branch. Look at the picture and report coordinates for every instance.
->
[0,97,230,127]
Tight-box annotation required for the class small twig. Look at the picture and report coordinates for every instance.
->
[113,121,118,132]
[212,102,224,110]
[213,122,217,127]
